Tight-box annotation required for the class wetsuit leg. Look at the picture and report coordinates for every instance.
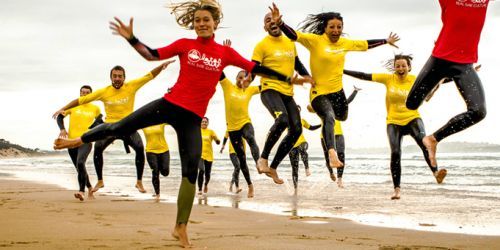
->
[327,90,349,121]
[312,95,336,150]
[406,56,449,110]
[240,123,260,163]
[407,118,438,171]
[159,151,170,177]
[298,142,309,170]
[434,65,486,141]
[203,160,213,186]
[260,90,290,160]
[387,124,405,188]
[146,152,160,195]
[288,146,299,189]
[229,153,240,188]
[93,136,115,181]
[265,93,302,169]
[334,135,345,178]
[228,131,252,185]
[197,160,204,192]
[321,138,333,175]
[122,131,145,181]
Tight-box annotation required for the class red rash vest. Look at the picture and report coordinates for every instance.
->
[432,0,489,63]
[157,36,256,117]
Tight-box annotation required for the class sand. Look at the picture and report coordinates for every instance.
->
[0,177,499,249]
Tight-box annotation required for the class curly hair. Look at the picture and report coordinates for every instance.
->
[298,12,343,35]
[169,0,223,29]
[384,54,413,72]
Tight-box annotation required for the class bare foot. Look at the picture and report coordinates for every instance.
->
[229,182,233,192]
[172,224,192,248]
[305,168,311,177]
[329,173,336,182]
[257,158,271,174]
[92,180,104,192]
[328,149,343,168]
[203,185,208,194]
[293,188,298,196]
[434,169,447,184]
[264,168,284,184]
[74,192,84,201]
[87,189,96,200]
[423,135,438,167]
[247,184,254,198]
[53,137,83,150]
[135,181,146,193]
[153,194,160,202]
[391,187,401,200]
[337,178,344,188]
[236,187,243,194]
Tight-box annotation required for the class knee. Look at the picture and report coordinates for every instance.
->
[274,115,289,129]
[76,162,86,170]
[390,150,401,161]
[470,106,487,123]
[290,122,302,137]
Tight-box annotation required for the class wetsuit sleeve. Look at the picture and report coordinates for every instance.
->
[294,56,310,76]
[127,35,160,60]
[302,119,311,129]
[309,124,321,130]
[56,114,65,130]
[343,70,373,81]
[367,39,387,49]
[78,87,106,105]
[346,90,359,104]
[88,114,104,129]
[157,39,184,60]
[279,22,298,41]
[219,71,227,81]
[225,47,256,73]
[251,64,290,83]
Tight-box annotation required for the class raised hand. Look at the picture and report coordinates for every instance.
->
[109,17,134,40]
[268,2,283,25]
[386,32,400,49]
[222,39,232,47]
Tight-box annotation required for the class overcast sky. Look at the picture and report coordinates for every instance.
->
[0,0,498,152]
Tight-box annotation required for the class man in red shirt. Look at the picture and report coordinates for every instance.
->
[406,0,490,168]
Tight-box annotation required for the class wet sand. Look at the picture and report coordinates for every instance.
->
[0,177,499,249]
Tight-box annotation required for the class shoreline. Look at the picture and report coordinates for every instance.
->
[1,174,499,249]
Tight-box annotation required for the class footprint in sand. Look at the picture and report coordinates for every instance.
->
[137,230,151,235]
[188,220,202,224]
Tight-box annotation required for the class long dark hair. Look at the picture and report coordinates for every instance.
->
[298,12,343,35]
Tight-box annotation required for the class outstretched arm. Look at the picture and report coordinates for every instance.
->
[109,17,160,61]
[56,114,68,138]
[220,135,228,153]
[270,3,298,41]
[150,60,176,78]
[346,86,361,104]
[343,69,373,81]
[52,99,79,119]
[367,32,400,49]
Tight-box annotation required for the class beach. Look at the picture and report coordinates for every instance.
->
[1,176,499,249]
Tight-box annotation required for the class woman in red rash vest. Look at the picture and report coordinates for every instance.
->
[406,0,491,168]
[53,0,310,247]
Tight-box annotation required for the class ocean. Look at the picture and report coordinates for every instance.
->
[1,150,499,236]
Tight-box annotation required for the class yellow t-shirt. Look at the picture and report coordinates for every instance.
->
[293,119,311,148]
[64,103,101,139]
[220,78,260,131]
[78,73,154,123]
[252,35,297,96]
[142,124,169,154]
[296,32,368,102]
[372,73,421,126]
[201,128,219,162]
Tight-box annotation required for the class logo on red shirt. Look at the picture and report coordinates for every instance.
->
[187,49,222,71]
